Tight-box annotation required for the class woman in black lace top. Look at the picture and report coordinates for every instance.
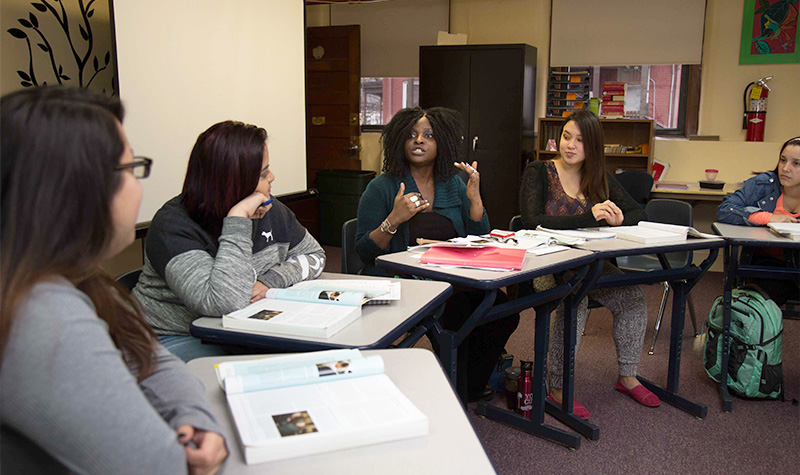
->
[519,110,659,419]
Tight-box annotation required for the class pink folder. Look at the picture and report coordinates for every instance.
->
[420,246,527,270]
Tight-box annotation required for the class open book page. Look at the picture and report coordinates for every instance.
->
[605,225,686,244]
[290,279,401,305]
[222,298,361,339]
[215,349,363,388]
[536,226,616,240]
[768,222,800,240]
[227,373,428,464]
[223,355,384,395]
[266,288,366,307]
[637,221,717,239]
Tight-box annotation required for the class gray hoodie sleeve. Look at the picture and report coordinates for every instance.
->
[0,280,225,475]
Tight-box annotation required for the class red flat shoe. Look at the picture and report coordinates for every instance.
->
[548,392,591,420]
[615,381,661,407]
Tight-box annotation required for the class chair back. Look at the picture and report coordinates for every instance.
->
[644,198,693,267]
[341,218,364,275]
[509,214,523,231]
[614,170,654,206]
[115,268,142,292]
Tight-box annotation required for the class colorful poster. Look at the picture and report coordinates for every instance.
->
[740,0,800,64]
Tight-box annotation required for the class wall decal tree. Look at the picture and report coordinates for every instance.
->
[6,0,115,94]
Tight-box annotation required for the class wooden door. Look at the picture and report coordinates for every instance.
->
[306,26,361,190]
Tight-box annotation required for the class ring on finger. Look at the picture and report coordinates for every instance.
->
[409,195,419,203]
[415,200,421,207]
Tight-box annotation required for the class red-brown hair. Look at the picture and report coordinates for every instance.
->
[181,121,268,236]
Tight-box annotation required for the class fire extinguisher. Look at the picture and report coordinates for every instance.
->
[742,76,772,142]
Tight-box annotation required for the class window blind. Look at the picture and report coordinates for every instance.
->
[550,0,706,66]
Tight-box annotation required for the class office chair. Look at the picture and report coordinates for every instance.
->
[615,199,699,354]
[614,170,654,206]
[115,268,143,292]
[341,218,364,275]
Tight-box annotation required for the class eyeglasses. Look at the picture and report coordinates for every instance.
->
[116,156,152,179]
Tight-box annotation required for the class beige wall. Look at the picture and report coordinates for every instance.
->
[1,0,115,95]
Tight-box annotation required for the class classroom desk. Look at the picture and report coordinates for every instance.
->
[572,236,723,422]
[711,222,800,411]
[650,182,738,202]
[187,349,496,474]
[190,273,452,352]
[376,248,596,449]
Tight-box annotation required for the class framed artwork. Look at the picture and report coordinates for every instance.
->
[739,0,800,64]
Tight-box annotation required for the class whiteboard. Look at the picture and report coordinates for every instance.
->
[113,0,307,222]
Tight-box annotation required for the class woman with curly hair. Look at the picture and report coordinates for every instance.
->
[355,106,519,402]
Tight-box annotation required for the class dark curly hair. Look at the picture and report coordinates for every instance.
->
[380,107,465,180]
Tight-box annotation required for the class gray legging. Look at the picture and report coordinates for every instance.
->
[535,261,648,389]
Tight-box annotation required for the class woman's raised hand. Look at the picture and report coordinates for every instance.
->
[388,182,429,224]
[228,192,272,219]
[592,200,624,226]
[454,161,482,203]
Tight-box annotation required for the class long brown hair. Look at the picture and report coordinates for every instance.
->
[1,87,157,379]
[560,110,609,203]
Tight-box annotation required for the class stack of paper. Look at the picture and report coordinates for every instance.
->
[768,222,800,241]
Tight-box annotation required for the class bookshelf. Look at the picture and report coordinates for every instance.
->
[536,117,655,174]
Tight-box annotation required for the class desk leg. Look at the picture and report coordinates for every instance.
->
[638,279,708,418]
[545,293,600,440]
[478,300,582,449]
[719,244,737,412]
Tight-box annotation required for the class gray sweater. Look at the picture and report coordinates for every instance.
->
[0,279,224,474]
[133,196,326,335]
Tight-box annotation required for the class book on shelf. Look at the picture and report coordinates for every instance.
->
[420,246,527,270]
[216,349,428,465]
[767,222,800,241]
[221,280,400,338]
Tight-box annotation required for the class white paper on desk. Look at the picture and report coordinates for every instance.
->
[637,221,717,239]
[536,226,616,240]
[528,244,570,256]
[515,229,584,246]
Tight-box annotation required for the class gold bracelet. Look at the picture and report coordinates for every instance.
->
[380,219,396,234]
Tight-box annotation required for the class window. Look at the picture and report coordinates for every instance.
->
[360,77,419,128]
[549,64,699,137]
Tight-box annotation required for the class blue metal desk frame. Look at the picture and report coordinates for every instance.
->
[711,222,800,411]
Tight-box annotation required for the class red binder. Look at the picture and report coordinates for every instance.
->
[420,246,527,270]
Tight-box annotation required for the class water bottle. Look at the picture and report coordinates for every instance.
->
[517,360,533,417]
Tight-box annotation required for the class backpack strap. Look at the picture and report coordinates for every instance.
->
[738,283,773,302]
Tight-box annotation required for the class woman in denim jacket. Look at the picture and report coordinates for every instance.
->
[716,136,799,305]
[717,137,800,226]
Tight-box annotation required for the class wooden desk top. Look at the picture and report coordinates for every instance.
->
[650,182,740,202]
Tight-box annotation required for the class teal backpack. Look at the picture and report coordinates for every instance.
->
[704,287,783,399]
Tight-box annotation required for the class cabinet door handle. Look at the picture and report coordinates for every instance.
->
[472,136,478,151]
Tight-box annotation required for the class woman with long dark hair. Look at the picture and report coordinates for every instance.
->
[717,136,800,305]
[519,110,658,419]
[1,87,227,473]
[355,106,519,402]
[132,121,325,361]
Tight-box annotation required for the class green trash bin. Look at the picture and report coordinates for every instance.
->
[317,169,376,246]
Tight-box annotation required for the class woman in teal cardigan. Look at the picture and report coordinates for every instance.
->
[355,106,519,401]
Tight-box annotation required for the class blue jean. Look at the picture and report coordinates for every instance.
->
[158,335,230,362]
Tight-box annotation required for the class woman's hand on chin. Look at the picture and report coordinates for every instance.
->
[228,192,271,219]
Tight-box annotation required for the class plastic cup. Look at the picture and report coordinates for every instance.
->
[705,169,718,181]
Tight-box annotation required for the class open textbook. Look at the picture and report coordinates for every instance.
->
[768,222,800,241]
[215,349,428,465]
[607,221,717,244]
[222,280,399,338]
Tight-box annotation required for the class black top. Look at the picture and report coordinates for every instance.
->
[408,212,458,245]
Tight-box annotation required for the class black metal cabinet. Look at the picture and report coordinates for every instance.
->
[420,44,537,228]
